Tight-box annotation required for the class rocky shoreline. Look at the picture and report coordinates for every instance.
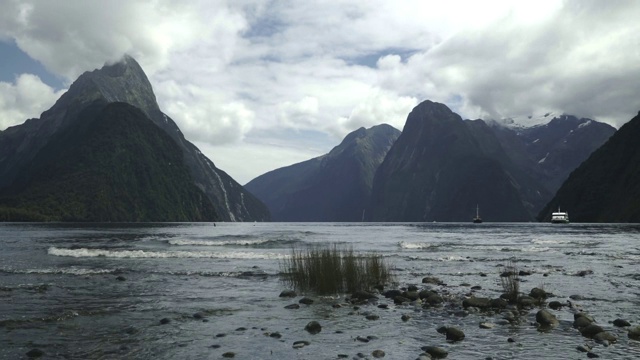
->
[272,273,638,359]
[21,271,639,359]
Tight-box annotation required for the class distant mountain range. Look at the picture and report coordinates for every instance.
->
[247,100,615,222]
[0,55,627,223]
[245,124,400,221]
[0,56,269,222]
[538,111,640,222]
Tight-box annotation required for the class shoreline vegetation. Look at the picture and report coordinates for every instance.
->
[274,252,639,359]
[279,245,395,295]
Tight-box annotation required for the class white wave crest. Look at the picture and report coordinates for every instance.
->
[437,255,469,261]
[399,241,434,249]
[2,267,115,276]
[531,238,561,245]
[168,239,269,246]
[48,247,285,259]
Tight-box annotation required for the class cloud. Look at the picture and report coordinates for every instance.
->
[1,0,640,183]
[0,0,242,80]
[0,74,65,129]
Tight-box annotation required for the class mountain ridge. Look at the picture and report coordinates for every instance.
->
[0,55,269,222]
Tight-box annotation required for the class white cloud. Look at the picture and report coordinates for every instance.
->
[1,0,640,183]
[0,74,65,129]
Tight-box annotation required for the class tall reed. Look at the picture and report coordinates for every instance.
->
[280,244,394,295]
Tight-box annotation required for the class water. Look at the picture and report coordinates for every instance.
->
[1,222,640,359]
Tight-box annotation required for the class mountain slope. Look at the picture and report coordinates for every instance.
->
[0,56,269,221]
[538,111,640,222]
[489,115,616,194]
[368,100,541,222]
[245,124,400,221]
[0,101,217,221]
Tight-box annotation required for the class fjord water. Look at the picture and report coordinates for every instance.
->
[1,223,639,359]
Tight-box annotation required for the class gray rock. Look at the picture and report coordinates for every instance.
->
[401,314,411,322]
[292,340,309,349]
[193,312,204,319]
[299,297,314,305]
[627,326,640,340]
[535,309,559,327]
[586,352,599,358]
[576,345,591,352]
[490,298,508,309]
[422,276,443,285]
[222,352,235,358]
[352,290,378,301]
[594,331,617,344]
[26,349,44,358]
[372,350,385,358]
[548,301,563,310]
[366,314,380,321]
[285,303,300,309]
[580,324,605,338]
[383,289,403,299]
[116,276,126,281]
[479,322,495,329]
[421,346,448,359]
[462,296,491,309]
[574,313,594,329]
[394,296,411,305]
[305,321,322,334]
[613,318,631,327]
[159,318,171,325]
[517,296,535,307]
[444,326,465,342]
[529,287,546,299]
[279,290,297,297]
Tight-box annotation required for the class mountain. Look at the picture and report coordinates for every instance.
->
[368,100,548,222]
[0,55,269,222]
[0,101,217,221]
[538,111,640,222]
[489,115,616,194]
[245,124,400,221]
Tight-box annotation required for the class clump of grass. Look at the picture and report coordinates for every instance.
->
[280,244,394,295]
[499,259,520,303]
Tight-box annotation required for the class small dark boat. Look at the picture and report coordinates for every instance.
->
[473,205,482,223]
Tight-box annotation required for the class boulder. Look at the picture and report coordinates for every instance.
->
[279,290,297,298]
[26,349,44,358]
[284,304,300,309]
[403,291,420,301]
[490,298,508,309]
[383,289,403,299]
[628,326,640,340]
[462,297,491,309]
[299,297,314,305]
[372,350,385,358]
[421,346,448,359]
[444,326,465,342]
[580,324,605,338]
[574,313,594,329]
[304,321,322,334]
[548,301,563,310]
[613,319,631,327]
[535,309,559,327]
[529,287,547,300]
[394,296,411,305]
[422,276,443,285]
[222,352,235,358]
[593,331,616,344]
[352,290,378,301]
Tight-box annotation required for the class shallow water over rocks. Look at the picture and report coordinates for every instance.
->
[1,222,640,359]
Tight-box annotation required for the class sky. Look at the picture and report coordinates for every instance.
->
[1,0,639,184]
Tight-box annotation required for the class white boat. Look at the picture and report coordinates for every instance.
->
[551,207,569,223]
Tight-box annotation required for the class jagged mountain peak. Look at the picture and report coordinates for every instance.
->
[48,55,159,120]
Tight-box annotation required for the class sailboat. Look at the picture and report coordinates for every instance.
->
[473,205,483,223]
